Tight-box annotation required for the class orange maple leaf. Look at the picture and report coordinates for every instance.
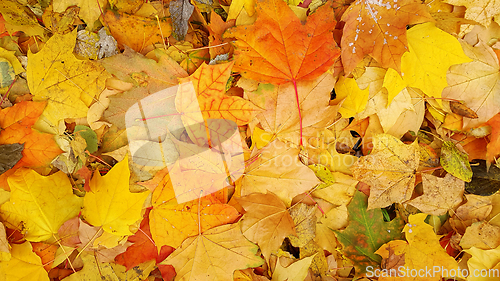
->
[225,0,340,145]
[0,101,62,190]
[341,0,433,74]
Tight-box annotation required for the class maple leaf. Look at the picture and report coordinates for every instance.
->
[442,41,500,129]
[160,223,264,281]
[208,12,235,59]
[103,10,172,52]
[53,0,107,30]
[0,168,82,242]
[237,192,296,262]
[465,245,500,281]
[272,254,317,281]
[351,134,419,209]
[148,168,239,249]
[82,155,150,236]
[115,210,174,270]
[64,251,155,281]
[246,73,341,146]
[178,62,262,126]
[408,173,464,216]
[225,0,340,144]
[0,102,62,186]
[0,241,49,281]
[400,22,471,102]
[27,30,110,127]
[335,191,405,277]
[376,213,459,281]
[335,75,370,118]
[341,0,433,74]
[241,140,320,206]
[102,47,188,129]
[444,0,500,31]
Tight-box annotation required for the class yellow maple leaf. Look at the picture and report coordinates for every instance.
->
[444,0,500,32]
[335,75,370,118]
[351,134,419,209]
[376,213,459,281]
[400,22,471,104]
[227,0,256,20]
[241,140,320,206]
[53,0,108,30]
[63,252,155,281]
[160,223,264,281]
[0,169,83,242]
[27,30,110,127]
[82,155,150,236]
[272,254,317,281]
[407,173,465,216]
[0,242,49,281]
[442,41,500,129]
[465,245,500,281]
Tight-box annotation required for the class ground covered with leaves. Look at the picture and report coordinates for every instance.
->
[0,0,500,280]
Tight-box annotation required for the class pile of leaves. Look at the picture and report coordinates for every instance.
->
[1,0,500,280]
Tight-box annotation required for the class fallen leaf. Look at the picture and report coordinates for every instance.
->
[0,143,23,175]
[31,242,57,271]
[376,213,459,281]
[0,168,82,242]
[0,222,10,261]
[170,0,194,41]
[443,0,500,31]
[401,22,472,102]
[465,245,500,281]
[225,0,339,145]
[208,12,235,59]
[237,192,296,262]
[103,10,172,52]
[272,254,316,281]
[351,134,419,209]
[241,140,320,206]
[450,194,492,234]
[149,168,239,249]
[102,47,187,129]
[335,191,405,277]
[340,0,433,73]
[440,140,473,182]
[27,30,109,126]
[0,241,49,281]
[115,210,174,270]
[442,41,500,129]
[287,203,316,248]
[0,0,45,37]
[226,0,338,84]
[408,173,464,216]
[63,251,155,281]
[335,75,369,118]
[82,155,150,236]
[160,223,264,281]
[246,73,340,146]
[460,221,500,250]
[53,0,107,30]
[178,61,261,127]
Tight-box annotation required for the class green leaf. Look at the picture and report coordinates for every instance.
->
[334,191,405,277]
[440,141,472,182]
[74,125,98,153]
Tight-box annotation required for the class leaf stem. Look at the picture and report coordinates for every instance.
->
[292,79,303,146]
